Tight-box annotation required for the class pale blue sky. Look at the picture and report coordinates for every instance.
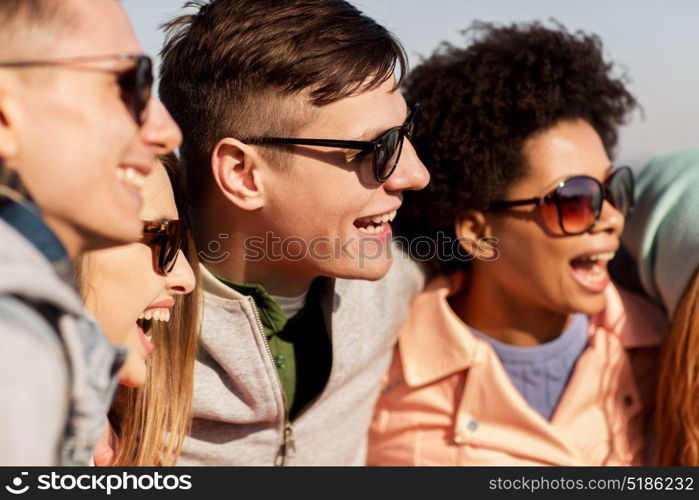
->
[123,0,699,168]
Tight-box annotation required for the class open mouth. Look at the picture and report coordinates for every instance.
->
[569,251,616,292]
[353,209,397,235]
[135,308,172,353]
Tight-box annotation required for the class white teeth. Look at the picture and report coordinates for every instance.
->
[358,224,387,234]
[118,167,145,191]
[584,265,607,283]
[145,334,152,342]
[597,252,615,262]
[358,209,397,228]
[582,252,616,263]
[139,309,172,323]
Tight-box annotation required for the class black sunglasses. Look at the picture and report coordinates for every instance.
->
[489,166,635,235]
[0,54,153,127]
[140,220,187,276]
[243,103,420,182]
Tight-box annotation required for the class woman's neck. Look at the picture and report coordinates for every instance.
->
[450,267,571,346]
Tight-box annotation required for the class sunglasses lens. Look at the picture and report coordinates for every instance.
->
[606,167,635,218]
[375,127,402,181]
[405,105,419,140]
[161,222,186,274]
[137,57,153,124]
[556,178,602,234]
[142,221,185,275]
[118,57,152,126]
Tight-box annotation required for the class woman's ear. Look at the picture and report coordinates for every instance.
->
[455,210,497,260]
[211,138,266,211]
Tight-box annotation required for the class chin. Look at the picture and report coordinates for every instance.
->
[80,221,142,252]
[118,356,148,388]
[119,372,147,388]
[329,257,393,281]
[569,292,608,316]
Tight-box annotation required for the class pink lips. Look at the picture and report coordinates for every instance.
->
[144,298,175,311]
[354,222,393,241]
[136,321,154,355]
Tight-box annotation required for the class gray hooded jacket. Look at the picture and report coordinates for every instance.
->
[0,219,125,465]
[180,248,424,465]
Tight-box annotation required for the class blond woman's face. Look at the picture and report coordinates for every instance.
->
[83,163,195,387]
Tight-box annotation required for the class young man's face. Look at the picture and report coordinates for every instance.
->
[258,78,430,281]
[0,0,181,255]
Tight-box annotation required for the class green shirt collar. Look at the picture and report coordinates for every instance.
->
[213,274,287,337]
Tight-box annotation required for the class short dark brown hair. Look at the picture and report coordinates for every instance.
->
[159,0,407,206]
[397,21,638,274]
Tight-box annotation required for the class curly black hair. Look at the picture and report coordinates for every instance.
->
[398,21,638,273]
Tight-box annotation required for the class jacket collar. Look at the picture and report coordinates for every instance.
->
[200,263,247,300]
[1,167,72,286]
[400,272,666,388]
[200,263,337,334]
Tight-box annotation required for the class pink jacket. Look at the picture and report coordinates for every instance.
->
[368,275,666,466]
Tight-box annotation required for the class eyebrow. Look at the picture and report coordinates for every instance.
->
[542,164,616,192]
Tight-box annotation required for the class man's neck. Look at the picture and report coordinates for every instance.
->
[42,214,82,260]
[204,252,315,297]
[194,206,317,296]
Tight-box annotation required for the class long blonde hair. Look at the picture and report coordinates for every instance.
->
[108,155,200,465]
[79,155,201,465]
[109,247,200,464]
[656,269,699,465]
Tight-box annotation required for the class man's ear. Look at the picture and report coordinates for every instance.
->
[211,138,266,211]
[455,209,497,260]
[0,83,20,163]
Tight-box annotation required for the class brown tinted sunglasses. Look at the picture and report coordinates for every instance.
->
[140,220,187,276]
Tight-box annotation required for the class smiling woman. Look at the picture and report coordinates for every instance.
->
[368,22,667,466]
[79,155,201,465]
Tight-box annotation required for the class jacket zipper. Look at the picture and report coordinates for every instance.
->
[247,296,295,466]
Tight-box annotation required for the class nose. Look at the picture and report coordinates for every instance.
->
[166,249,196,295]
[382,139,430,192]
[591,199,624,236]
[140,98,182,156]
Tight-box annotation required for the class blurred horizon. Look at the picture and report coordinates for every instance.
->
[123,0,699,169]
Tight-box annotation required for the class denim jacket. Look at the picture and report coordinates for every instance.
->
[0,168,126,465]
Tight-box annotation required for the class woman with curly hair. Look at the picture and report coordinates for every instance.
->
[367,22,667,465]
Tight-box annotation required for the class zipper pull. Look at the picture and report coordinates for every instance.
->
[275,422,296,466]
[284,422,296,459]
